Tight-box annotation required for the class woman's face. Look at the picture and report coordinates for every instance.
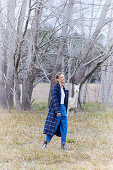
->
[57,74,65,83]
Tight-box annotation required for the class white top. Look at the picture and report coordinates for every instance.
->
[61,87,65,104]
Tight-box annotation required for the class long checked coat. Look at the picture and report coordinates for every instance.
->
[43,82,69,137]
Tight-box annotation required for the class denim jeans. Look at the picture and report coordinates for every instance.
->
[45,104,68,145]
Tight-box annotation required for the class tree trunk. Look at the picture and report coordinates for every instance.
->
[6,77,14,109]
[0,0,7,108]
[0,81,7,109]
[22,76,33,110]
[83,81,88,104]
[101,61,113,105]
[6,0,16,109]
[14,72,21,110]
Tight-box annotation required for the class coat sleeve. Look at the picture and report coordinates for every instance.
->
[64,90,69,111]
[51,86,60,114]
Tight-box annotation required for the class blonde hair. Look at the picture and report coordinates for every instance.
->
[56,72,62,82]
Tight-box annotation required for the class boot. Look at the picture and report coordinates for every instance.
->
[61,144,67,150]
[42,141,47,149]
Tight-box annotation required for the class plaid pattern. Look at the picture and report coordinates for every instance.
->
[43,82,69,137]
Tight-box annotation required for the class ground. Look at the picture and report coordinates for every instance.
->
[0,103,113,169]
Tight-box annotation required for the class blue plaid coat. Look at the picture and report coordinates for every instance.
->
[43,82,69,137]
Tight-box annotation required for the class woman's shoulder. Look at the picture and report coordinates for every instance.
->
[53,82,60,89]
[51,82,60,92]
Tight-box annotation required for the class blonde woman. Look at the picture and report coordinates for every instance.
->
[43,72,69,150]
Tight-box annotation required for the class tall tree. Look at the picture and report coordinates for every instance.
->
[48,0,74,105]
[6,0,16,109]
[73,0,112,85]
[0,0,7,108]
[22,0,44,110]
[70,0,112,107]
[14,0,28,109]
[101,9,113,105]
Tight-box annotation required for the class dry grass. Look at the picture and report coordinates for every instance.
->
[32,83,102,103]
[0,106,113,169]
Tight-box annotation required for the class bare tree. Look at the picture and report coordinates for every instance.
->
[0,0,113,110]
[101,9,113,105]
[73,0,112,84]
[70,0,112,107]
[14,0,28,109]
[6,0,16,109]
[22,0,44,110]
[48,0,74,105]
[0,0,7,108]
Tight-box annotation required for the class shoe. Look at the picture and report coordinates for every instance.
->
[61,144,67,150]
[42,141,47,149]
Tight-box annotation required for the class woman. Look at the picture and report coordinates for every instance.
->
[43,72,69,150]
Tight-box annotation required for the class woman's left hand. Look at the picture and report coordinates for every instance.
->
[57,113,61,117]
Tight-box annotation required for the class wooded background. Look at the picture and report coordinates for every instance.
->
[0,0,113,110]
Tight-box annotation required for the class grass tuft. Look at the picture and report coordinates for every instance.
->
[32,102,48,111]
[82,102,106,112]
[67,138,75,143]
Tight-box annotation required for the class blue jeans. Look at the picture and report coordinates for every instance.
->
[45,104,68,145]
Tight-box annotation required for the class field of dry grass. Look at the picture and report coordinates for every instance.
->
[31,83,102,103]
[0,104,113,169]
